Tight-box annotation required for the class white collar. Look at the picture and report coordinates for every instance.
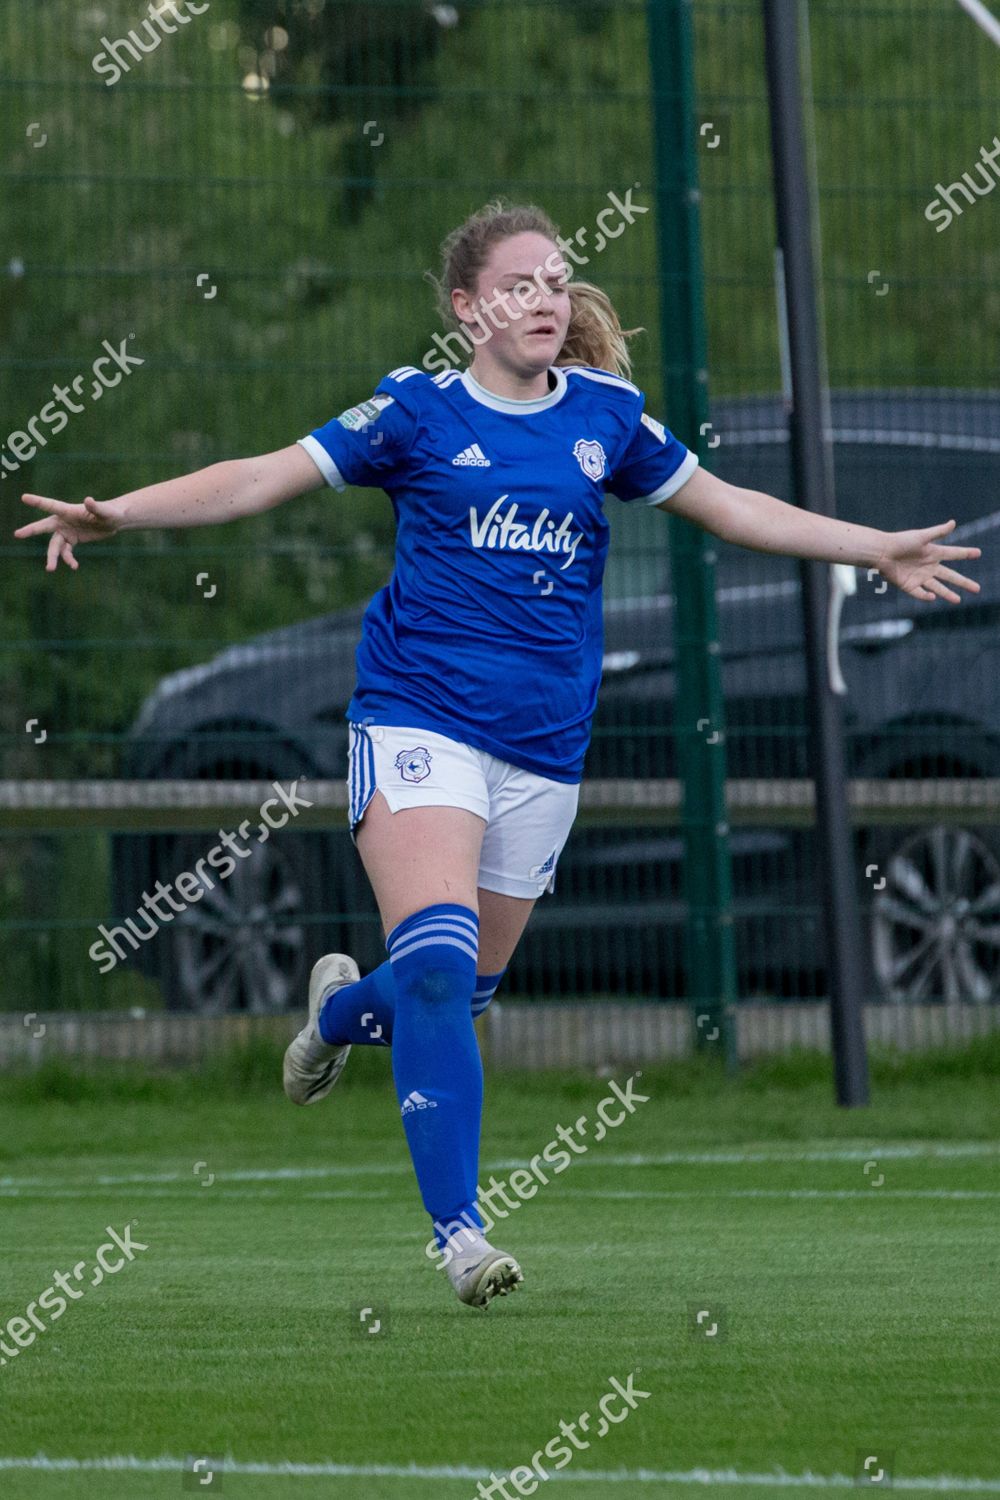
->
[460,365,568,414]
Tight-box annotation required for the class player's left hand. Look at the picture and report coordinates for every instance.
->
[874,519,982,603]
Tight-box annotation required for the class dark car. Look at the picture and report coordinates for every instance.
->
[112,391,1000,1011]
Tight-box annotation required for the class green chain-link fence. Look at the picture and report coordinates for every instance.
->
[2,0,999,1054]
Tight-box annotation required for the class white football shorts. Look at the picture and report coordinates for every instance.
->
[346,721,580,900]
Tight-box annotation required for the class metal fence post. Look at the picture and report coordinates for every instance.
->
[762,0,870,1106]
[647,0,739,1074]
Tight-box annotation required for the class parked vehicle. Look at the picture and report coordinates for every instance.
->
[112,392,1000,1010]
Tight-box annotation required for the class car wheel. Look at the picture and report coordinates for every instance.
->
[159,830,326,1014]
[866,823,1000,1004]
[858,734,1000,1005]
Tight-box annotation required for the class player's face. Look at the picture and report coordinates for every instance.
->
[459,232,571,377]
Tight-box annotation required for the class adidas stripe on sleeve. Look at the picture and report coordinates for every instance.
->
[298,376,419,491]
[607,407,698,506]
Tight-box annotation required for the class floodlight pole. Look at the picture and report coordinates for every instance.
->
[762,0,870,1106]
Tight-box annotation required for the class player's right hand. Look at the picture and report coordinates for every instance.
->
[14,494,125,572]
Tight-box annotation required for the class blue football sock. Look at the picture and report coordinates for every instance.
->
[386,902,484,1243]
[317,958,506,1046]
[471,968,505,1018]
[316,960,395,1046]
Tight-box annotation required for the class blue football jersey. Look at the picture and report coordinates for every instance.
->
[298,363,697,782]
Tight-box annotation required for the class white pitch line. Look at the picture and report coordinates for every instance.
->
[2,1456,1000,1492]
[0,1456,992,1494]
[540,1143,1000,1167]
[4,1186,994,1206]
[570,1189,1000,1201]
[957,0,1000,48]
[88,1163,409,1183]
[0,1164,411,1191]
[1,1141,997,1193]
[0,1188,393,1202]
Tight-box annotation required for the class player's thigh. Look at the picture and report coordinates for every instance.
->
[476,886,538,973]
[354,789,487,940]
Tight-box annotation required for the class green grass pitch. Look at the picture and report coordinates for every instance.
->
[2,1041,999,1500]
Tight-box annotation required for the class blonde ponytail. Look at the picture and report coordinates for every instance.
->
[558,279,642,381]
[431,200,642,378]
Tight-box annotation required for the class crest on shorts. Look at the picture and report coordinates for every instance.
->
[395,747,432,783]
[572,438,607,482]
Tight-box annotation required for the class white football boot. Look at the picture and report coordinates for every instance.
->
[282,953,359,1105]
[442,1227,524,1309]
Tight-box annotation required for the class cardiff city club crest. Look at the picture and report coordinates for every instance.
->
[395,747,432,782]
[572,438,608,482]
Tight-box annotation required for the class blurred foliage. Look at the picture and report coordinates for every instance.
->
[3,0,997,776]
[1,0,997,1014]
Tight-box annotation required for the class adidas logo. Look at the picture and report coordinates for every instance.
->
[401,1090,437,1115]
[452,444,490,467]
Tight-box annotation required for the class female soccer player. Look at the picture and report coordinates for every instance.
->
[16,202,982,1310]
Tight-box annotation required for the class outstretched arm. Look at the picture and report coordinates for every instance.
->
[14,443,325,572]
[657,465,981,604]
